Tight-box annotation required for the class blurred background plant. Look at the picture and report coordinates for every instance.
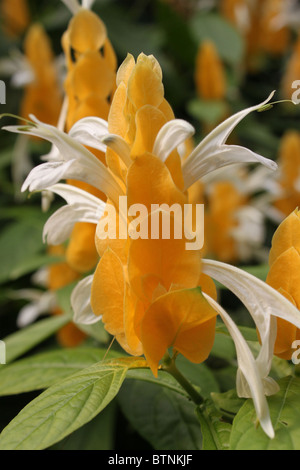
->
[1,0,300,450]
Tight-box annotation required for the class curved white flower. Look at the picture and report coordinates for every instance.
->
[203,293,275,439]
[43,183,106,245]
[61,0,95,14]
[182,91,277,190]
[3,115,125,206]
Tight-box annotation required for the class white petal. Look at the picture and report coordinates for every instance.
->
[41,190,55,212]
[102,134,132,167]
[61,0,81,14]
[183,144,277,190]
[7,116,124,204]
[182,91,276,189]
[21,160,75,193]
[203,293,275,439]
[43,203,100,245]
[43,183,105,244]
[153,119,195,162]
[202,259,300,379]
[46,182,105,209]
[69,116,109,153]
[16,291,57,328]
[71,276,101,325]
[82,0,96,10]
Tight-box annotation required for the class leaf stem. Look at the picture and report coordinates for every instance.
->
[161,353,204,405]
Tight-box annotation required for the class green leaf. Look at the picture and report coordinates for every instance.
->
[240,264,269,282]
[126,368,189,398]
[189,13,245,66]
[3,313,71,364]
[154,1,197,67]
[187,99,228,126]
[0,348,121,396]
[0,220,46,283]
[175,355,220,398]
[0,357,142,450]
[50,402,117,450]
[196,401,232,450]
[230,376,300,450]
[211,389,245,419]
[118,379,202,450]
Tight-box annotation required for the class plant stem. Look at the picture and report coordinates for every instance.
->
[161,353,204,405]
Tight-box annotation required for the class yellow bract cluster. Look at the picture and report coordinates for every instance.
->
[267,209,300,359]
[220,0,290,67]
[21,24,63,126]
[1,0,30,38]
[194,40,227,101]
[62,9,117,130]
[61,9,118,274]
[90,54,218,374]
[274,131,300,216]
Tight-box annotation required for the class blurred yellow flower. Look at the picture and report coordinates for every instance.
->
[267,209,300,359]
[274,131,300,216]
[194,40,227,101]
[1,0,30,38]
[62,6,117,274]
[21,23,63,126]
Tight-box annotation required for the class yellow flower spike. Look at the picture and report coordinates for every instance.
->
[267,210,300,359]
[141,287,217,376]
[23,24,54,74]
[274,131,300,217]
[61,6,117,274]
[1,0,30,38]
[259,0,290,56]
[206,181,247,263]
[48,245,80,290]
[21,24,63,125]
[71,94,110,124]
[131,105,168,157]
[95,200,129,264]
[268,209,300,266]
[116,53,136,88]
[282,34,300,100]
[91,248,125,336]
[48,245,86,348]
[128,229,202,302]
[91,247,142,356]
[126,152,187,211]
[68,9,107,54]
[127,54,165,110]
[66,222,100,273]
[71,51,115,101]
[220,0,246,27]
[195,40,227,101]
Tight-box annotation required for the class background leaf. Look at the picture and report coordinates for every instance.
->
[118,379,202,450]
[230,376,300,450]
[0,357,142,450]
[2,313,71,363]
[0,348,120,396]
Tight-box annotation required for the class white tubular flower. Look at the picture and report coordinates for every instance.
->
[230,206,266,262]
[43,183,106,245]
[3,115,125,206]
[153,119,195,163]
[203,293,275,439]
[202,259,300,390]
[71,275,101,325]
[12,290,57,328]
[181,91,277,190]
[61,0,95,14]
